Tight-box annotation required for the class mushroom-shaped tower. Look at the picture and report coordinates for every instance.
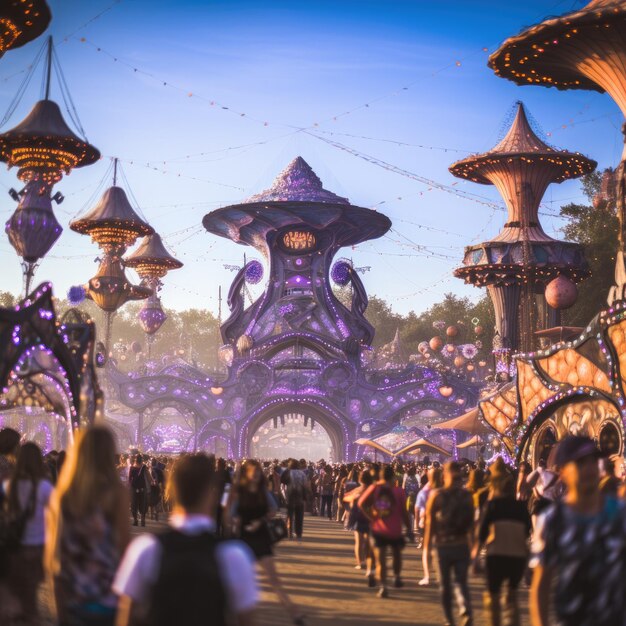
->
[70,186,153,255]
[125,233,183,279]
[125,233,183,348]
[0,1,51,58]
[450,102,595,369]
[203,156,390,358]
[0,98,100,184]
[488,0,626,305]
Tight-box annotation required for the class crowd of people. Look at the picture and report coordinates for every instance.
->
[1,424,626,625]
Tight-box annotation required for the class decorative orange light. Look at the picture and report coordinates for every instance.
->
[282,230,316,251]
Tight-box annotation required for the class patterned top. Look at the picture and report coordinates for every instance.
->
[531,497,626,626]
[57,508,120,609]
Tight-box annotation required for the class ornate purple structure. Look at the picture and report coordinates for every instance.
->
[107,158,479,459]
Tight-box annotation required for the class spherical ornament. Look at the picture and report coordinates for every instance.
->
[218,344,234,367]
[545,276,578,310]
[461,344,478,360]
[331,260,352,286]
[429,336,443,351]
[474,325,483,336]
[438,386,453,398]
[67,285,86,306]
[446,325,458,338]
[245,260,264,284]
[445,343,455,354]
[131,341,142,354]
[418,341,429,353]
[454,356,465,368]
[467,364,475,372]
[236,334,253,353]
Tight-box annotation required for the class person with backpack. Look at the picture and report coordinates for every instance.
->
[282,459,308,540]
[0,441,53,625]
[114,453,258,626]
[358,464,412,598]
[424,461,474,626]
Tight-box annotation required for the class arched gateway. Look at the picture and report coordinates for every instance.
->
[109,158,478,460]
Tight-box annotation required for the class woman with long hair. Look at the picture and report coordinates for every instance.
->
[45,426,129,626]
[1,441,53,625]
[344,468,374,576]
[415,466,443,586]
[229,459,305,625]
[472,470,531,626]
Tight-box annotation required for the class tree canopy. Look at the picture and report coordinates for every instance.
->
[559,169,618,326]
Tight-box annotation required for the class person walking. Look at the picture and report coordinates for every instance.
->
[473,469,531,626]
[114,453,258,626]
[0,428,20,482]
[147,458,165,521]
[415,466,443,585]
[0,441,53,625]
[282,459,308,540]
[424,461,474,626]
[229,459,304,625]
[526,458,561,526]
[358,464,412,598]
[128,454,149,527]
[530,436,626,626]
[320,464,334,520]
[45,426,130,626]
[344,468,374,575]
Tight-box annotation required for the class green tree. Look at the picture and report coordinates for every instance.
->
[560,170,618,326]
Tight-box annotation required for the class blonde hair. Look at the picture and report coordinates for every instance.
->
[55,426,121,519]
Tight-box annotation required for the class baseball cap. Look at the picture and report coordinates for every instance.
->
[553,435,600,468]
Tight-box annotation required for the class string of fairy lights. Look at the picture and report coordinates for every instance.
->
[0,0,614,313]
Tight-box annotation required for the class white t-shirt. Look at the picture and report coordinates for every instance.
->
[112,513,258,614]
[2,478,54,546]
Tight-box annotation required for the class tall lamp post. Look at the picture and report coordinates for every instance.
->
[488,0,626,304]
[70,160,153,354]
[0,37,100,295]
[125,233,183,358]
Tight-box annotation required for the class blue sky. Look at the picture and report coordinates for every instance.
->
[0,0,619,319]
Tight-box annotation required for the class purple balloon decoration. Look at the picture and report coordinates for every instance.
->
[245,260,264,284]
[331,260,351,286]
[67,285,86,305]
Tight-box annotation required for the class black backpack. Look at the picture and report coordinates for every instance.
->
[145,530,228,626]
[436,487,474,538]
